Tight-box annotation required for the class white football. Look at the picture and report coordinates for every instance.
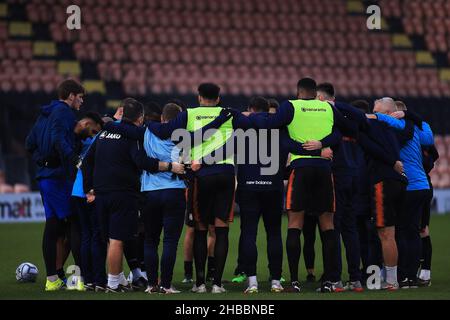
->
[16,262,38,283]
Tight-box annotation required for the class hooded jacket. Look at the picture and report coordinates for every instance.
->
[26,100,78,181]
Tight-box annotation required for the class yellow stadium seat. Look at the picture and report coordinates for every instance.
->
[392,34,412,48]
[440,69,450,82]
[33,41,57,56]
[9,22,32,37]
[83,80,106,94]
[0,3,8,17]
[416,51,435,66]
[347,1,364,13]
[58,61,81,76]
[107,100,122,109]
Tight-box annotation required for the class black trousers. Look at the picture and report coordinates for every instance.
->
[397,189,430,281]
[237,188,283,279]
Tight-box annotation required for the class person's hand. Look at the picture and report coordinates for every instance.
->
[241,111,251,116]
[113,107,123,120]
[394,161,404,175]
[366,114,377,119]
[191,160,201,172]
[220,108,237,119]
[86,190,95,203]
[303,140,322,151]
[391,111,405,119]
[321,148,333,160]
[170,162,185,175]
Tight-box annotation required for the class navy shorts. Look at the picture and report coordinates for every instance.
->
[95,191,139,242]
[38,178,73,220]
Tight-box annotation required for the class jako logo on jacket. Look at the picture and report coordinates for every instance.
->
[99,132,121,140]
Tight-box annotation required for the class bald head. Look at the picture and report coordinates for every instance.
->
[373,97,396,115]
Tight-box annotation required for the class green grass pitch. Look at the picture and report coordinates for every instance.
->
[1,214,450,300]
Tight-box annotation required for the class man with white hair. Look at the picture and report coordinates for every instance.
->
[370,98,434,288]
[393,100,438,287]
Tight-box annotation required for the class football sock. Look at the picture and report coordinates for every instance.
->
[193,230,208,286]
[303,220,317,271]
[419,269,431,281]
[107,273,120,289]
[119,272,128,286]
[385,266,398,284]
[184,261,193,277]
[286,228,301,282]
[248,275,258,287]
[271,280,281,287]
[207,256,216,273]
[213,227,229,287]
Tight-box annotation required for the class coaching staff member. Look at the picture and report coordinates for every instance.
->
[82,98,184,292]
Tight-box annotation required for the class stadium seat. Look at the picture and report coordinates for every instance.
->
[8,21,32,37]
[43,0,439,99]
[3,0,449,116]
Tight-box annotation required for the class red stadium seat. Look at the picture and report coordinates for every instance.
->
[14,0,447,100]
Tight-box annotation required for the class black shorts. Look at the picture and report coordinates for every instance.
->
[193,173,235,225]
[420,188,433,231]
[286,166,335,214]
[371,179,406,228]
[96,191,139,241]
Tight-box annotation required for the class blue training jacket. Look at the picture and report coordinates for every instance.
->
[375,114,434,191]
[141,129,186,192]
